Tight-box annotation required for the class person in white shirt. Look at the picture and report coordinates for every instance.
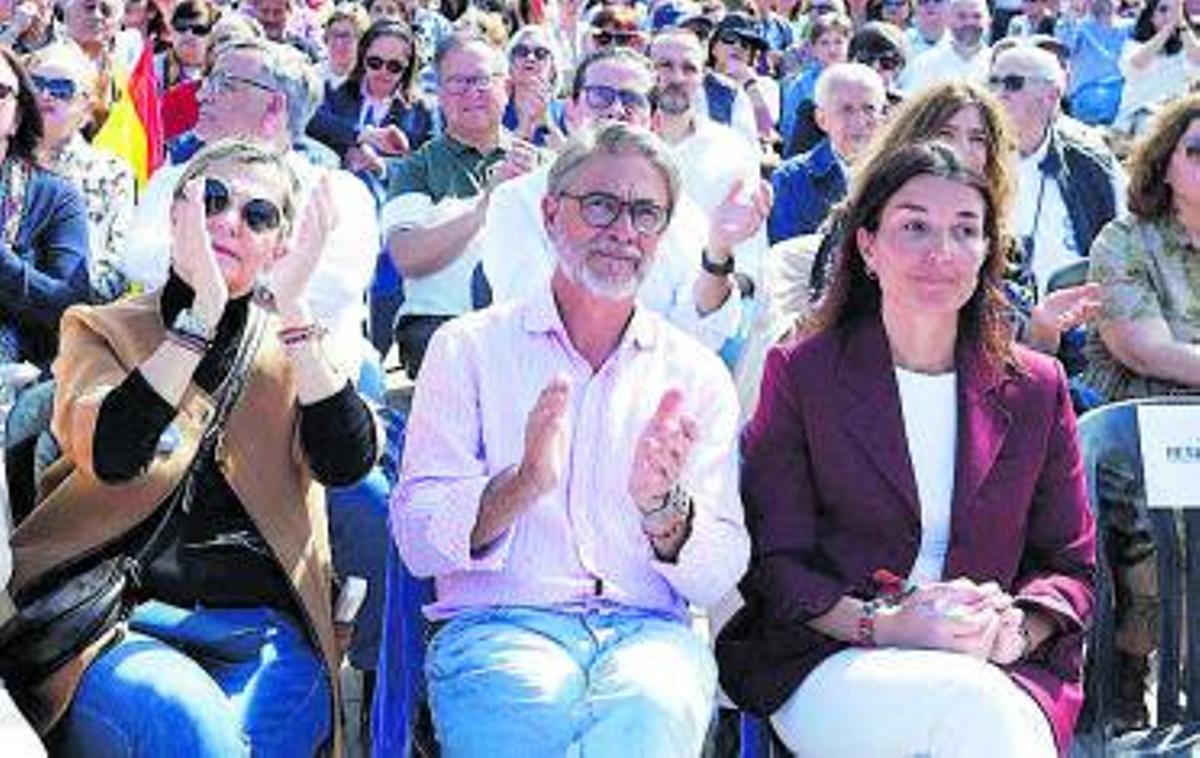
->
[479,46,767,352]
[649,30,773,306]
[900,0,992,94]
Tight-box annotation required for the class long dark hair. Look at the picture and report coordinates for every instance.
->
[347,20,419,102]
[0,45,45,163]
[806,141,1016,370]
[1134,0,1184,54]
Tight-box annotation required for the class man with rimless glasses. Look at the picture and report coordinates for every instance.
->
[478,46,765,352]
[396,122,749,756]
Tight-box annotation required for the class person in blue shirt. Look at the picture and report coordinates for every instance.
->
[769,62,885,244]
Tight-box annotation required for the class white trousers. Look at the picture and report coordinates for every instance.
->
[771,648,1057,758]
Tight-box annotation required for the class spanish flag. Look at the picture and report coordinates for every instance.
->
[92,43,164,189]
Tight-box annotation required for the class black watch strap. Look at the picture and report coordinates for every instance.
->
[701,249,735,276]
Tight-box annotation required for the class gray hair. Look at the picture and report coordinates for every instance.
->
[173,139,302,234]
[506,25,562,86]
[814,62,886,111]
[212,37,322,141]
[547,123,681,213]
[992,44,1067,94]
[433,29,508,79]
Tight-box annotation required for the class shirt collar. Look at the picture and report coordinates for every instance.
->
[521,277,658,352]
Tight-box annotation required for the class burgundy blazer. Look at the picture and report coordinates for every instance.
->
[716,316,1097,754]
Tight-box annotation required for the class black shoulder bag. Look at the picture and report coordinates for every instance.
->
[0,305,268,688]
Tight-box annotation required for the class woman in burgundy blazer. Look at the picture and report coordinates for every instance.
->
[717,142,1096,756]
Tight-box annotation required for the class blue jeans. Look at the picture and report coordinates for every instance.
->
[426,606,717,758]
[52,601,332,757]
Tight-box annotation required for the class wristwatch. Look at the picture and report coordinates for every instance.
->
[640,485,694,538]
[701,249,736,277]
[171,307,217,344]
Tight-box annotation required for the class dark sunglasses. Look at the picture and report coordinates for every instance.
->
[172,19,212,35]
[581,83,650,112]
[592,29,642,47]
[857,51,904,71]
[558,190,671,235]
[203,177,283,233]
[366,55,407,74]
[987,73,1049,93]
[0,82,18,100]
[30,74,79,102]
[511,43,552,61]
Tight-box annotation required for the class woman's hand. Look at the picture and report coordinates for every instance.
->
[1027,282,1102,353]
[512,77,553,140]
[874,579,1005,658]
[170,179,228,323]
[271,175,334,323]
[988,604,1029,665]
[360,124,410,156]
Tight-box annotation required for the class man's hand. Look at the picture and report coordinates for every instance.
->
[490,138,541,188]
[629,389,698,511]
[708,178,773,254]
[515,375,572,498]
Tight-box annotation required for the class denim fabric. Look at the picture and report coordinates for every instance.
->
[426,606,717,758]
[52,602,331,758]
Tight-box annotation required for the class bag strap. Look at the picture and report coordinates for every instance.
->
[129,304,269,567]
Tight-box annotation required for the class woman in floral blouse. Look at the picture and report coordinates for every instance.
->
[26,38,135,301]
[1085,93,1200,400]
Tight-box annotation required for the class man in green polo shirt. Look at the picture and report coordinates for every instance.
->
[383,31,539,376]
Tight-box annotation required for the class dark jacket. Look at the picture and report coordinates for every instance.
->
[717,316,1097,755]
[767,138,847,245]
[306,81,436,161]
[0,164,91,368]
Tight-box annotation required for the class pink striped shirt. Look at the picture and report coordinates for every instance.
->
[393,284,750,621]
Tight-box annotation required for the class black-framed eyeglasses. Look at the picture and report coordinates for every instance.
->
[203,177,283,233]
[987,73,1049,93]
[856,51,904,71]
[366,55,407,74]
[511,42,552,62]
[30,74,79,102]
[558,190,671,235]
[172,19,212,35]
[581,84,650,113]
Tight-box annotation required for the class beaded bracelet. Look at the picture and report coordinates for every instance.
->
[278,323,327,347]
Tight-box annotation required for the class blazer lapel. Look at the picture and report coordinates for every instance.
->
[952,342,1012,519]
[836,318,921,518]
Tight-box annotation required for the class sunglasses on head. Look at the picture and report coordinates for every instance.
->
[172,19,212,35]
[987,73,1048,93]
[581,83,650,112]
[511,42,552,61]
[203,177,283,233]
[366,55,406,74]
[592,29,642,47]
[30,74,79,102]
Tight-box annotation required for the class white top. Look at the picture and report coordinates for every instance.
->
[475,164,742,352]
[118,155,378,373]
[380,192,483,320]
[1116,45,1200,133]
[895,367,958,585]
[1014,130,1127,295]
[899,39,991,95]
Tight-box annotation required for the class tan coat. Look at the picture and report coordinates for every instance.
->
[9,293,342,751]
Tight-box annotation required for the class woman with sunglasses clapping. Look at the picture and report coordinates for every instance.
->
[503,25,566,148]
[8,140,379,756]
[307,19,435,175]
[27,39,135,301]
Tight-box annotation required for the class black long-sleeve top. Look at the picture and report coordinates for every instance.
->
[91,273,377,611]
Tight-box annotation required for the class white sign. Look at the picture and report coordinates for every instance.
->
[1138,405,1200,509]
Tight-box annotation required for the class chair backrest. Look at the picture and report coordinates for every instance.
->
[1079,396,1200,747]
[1046,258,1090,294]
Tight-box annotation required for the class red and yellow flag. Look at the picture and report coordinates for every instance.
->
[92,43,164,189]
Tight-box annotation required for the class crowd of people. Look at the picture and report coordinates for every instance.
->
[1,0,1198,752]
